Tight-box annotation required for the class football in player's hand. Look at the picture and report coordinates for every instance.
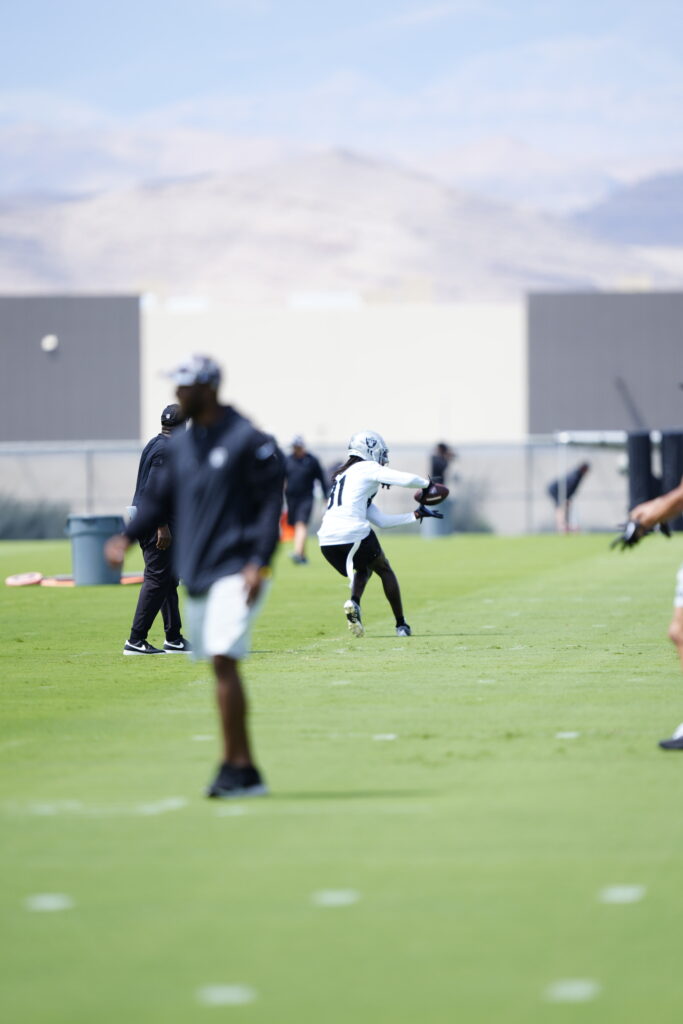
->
[414,481,449,505]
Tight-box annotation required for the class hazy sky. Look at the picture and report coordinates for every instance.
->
[1,1,682,192]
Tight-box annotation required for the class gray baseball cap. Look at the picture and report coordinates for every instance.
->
[168,354,221,388]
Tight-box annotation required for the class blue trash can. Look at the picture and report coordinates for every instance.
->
[421,498,455,538]
[66,515,124,585]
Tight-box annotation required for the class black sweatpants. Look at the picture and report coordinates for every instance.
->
[129,538,182,643]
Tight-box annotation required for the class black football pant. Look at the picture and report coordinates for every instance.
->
[129,539,182,643]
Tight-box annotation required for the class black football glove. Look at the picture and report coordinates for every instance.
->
[610,520,671,551]
[418,477,434,503]
[415,504,444,523]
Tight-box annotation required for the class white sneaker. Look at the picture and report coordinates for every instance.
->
[343,599,364,637]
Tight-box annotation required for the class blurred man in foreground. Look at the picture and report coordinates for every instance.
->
[106,355,285,796]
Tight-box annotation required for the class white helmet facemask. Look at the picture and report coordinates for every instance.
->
[347,430,389,466]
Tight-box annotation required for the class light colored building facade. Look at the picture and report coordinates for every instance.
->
[141,300,527,449]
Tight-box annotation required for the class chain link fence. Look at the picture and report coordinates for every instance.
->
[0,438,630,537]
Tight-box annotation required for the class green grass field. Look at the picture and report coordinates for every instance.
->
[2,533,683,1023]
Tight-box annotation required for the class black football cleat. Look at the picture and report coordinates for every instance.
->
[659,734,683,750]
[206,762,268,798]
[396,623,412,637]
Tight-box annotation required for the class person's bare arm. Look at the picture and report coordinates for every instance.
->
[631,477,683,529]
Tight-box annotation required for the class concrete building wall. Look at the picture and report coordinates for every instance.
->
[528,292,683,434]
[141,302,526,450]
[0,295,140,441]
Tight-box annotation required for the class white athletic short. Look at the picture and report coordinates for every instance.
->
[185,572,271,661]
[674,564,683,607]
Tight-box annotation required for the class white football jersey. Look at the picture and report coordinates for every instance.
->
[317,461,429,546]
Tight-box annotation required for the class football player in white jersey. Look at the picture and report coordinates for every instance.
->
[317,430,444,637]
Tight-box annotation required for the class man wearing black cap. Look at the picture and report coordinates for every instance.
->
[123,404,192,655]
[285,436,328,564]
[105,355,285,798]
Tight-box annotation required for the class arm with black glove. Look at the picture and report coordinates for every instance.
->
[611,520,671,551]
[414,504,444,523]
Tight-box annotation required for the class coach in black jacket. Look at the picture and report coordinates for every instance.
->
[106,355,285,799]
[285,436,328,564]
[123,404,190,655]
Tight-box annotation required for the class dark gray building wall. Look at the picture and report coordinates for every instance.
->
[0,295,140,441]
[528,292,683,433]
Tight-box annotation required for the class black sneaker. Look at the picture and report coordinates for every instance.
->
[205,762,268,799]
[343,598,364,637]
[655,737,683,753]
[163,636,193,653]
[123,639,165,655]
[396,623,412,637]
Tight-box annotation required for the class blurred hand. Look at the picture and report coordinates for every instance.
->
[104,534,130,568]
[242,562,263,606]
[156,525,171,550]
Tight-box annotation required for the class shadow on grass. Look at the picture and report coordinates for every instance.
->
[357,633,503,640]
[270,789,434,801]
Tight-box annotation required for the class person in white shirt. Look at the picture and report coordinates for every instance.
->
[317,430,444,637]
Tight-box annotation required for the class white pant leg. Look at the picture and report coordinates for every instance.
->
[185,573,271,661]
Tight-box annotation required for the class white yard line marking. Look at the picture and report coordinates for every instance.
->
[311,889,360,907]
[329,679,352,686]
[196,985,256,1006]
[25,893,74,912]
[20,797,188,818]
[544,979,601,1003]
[191,735,213,742]
[556,731,580,739]
[477,679,496,685]
[598,885,646,904]
[373,733,397,741]
[25,800,84,816]
[135,798,188,816]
